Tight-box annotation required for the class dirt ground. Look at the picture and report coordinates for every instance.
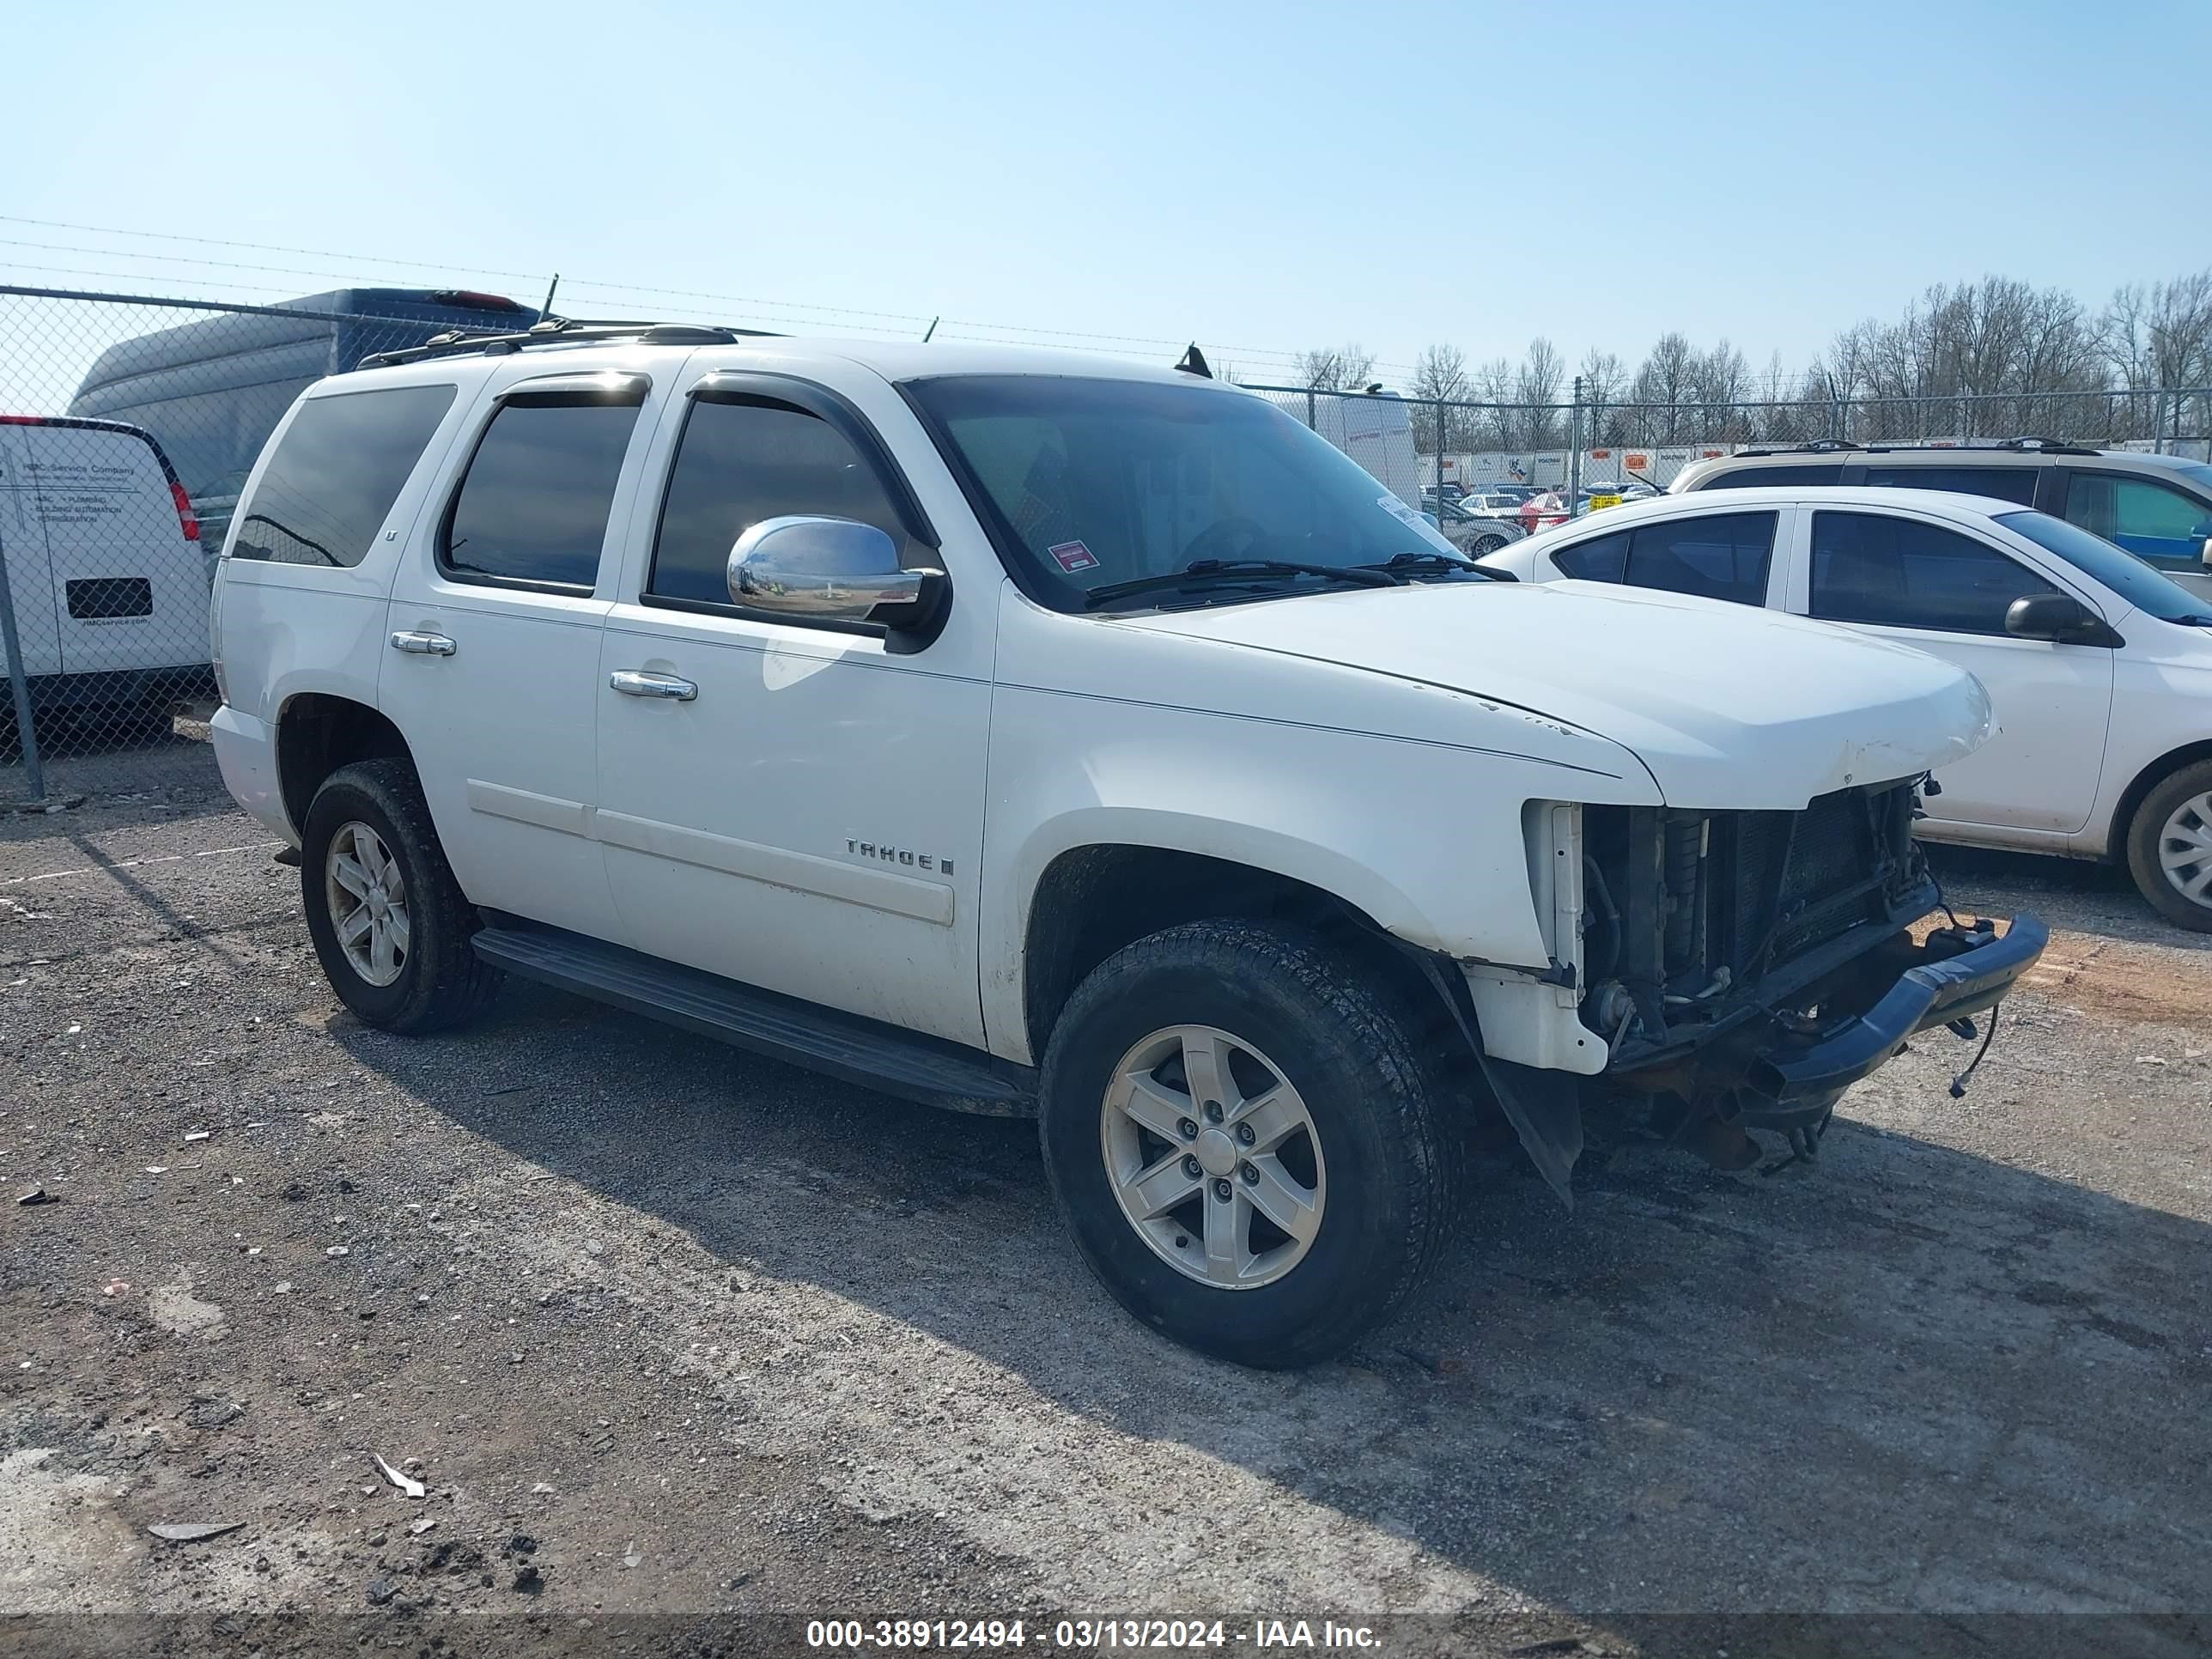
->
[3,735,2209,1659]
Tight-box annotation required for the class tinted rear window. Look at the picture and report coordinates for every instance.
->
[443,398,641,589]
[1861,464,2038,505]
[1626,511,1776,605]
[1553,529,1627,582]
[233,385,456,567]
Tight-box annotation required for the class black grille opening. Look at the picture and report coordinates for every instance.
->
[65,576,154,619]
[1589,780,1926,1031]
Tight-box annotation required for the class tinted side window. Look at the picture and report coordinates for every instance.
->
[2064,471,2212,569]
[1552,530,1627,582]
[1810,511,2059,635]
[233,385,455,567]
[1701,463,1843,489]
[1861,464,2038,505]
[1624,511,1775,605]
[649,398,910,605]
[444,399,641,588]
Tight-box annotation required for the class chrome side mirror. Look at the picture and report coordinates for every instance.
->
[726,516,940,623]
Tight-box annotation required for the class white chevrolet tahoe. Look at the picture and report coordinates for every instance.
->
[208,322,2048,1367]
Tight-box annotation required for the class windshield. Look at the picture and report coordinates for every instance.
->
[1995,510,2211,623]
[905,374,1460,605]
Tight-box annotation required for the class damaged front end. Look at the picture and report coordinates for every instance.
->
[1449,778,2047,1196]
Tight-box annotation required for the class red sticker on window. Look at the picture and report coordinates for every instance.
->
[1048,540,1100,574]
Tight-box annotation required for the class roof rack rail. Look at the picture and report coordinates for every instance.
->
[1994,436,2101,455]
[356,316,781,371]
[1733,438,1864,458]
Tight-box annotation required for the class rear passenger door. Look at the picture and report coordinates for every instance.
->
[1547,507,1784,607]
[380,368,664,943]
[1779,507,2114,837]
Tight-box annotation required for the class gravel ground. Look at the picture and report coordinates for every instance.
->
[3,734,2209,1658]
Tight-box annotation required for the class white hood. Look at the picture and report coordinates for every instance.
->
[1124,579,1993,809]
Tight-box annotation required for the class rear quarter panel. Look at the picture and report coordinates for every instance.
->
[215,374,482,728]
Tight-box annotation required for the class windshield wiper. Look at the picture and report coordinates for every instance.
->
[1083,558,1399,610]
[1353,550,1514,581]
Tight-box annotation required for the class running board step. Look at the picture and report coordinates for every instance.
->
[471,921,1036,1117]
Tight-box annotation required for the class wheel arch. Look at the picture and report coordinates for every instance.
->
[275,692,415,836]
[1017,839,1456,1077]
[2107,738,2212,861]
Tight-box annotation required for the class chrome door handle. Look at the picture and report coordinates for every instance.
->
[389,630,456,656]
[610,669,699,702]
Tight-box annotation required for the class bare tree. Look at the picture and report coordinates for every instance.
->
[1294,343,1377,392]
[1515,337,1564,447]
[1409,343,1469,461]
[2100,272,2212,440]
[1630,332,1697,444]
[1580,349,1627,445]
[1471,356,1516,449]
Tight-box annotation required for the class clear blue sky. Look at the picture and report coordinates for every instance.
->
[7,0,2204,384]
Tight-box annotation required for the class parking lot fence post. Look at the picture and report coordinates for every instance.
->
[0,529,48,804]
[1566,376,1584,507]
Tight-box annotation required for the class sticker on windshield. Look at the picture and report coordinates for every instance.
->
[1048,540,1100,574]
[1377,493,1459,552]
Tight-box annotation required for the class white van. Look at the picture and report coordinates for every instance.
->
[0,416,212,719]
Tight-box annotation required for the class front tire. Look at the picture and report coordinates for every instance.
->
[2127,759,2212,933]
[300,758,501,1031]
[1038,920,1458,1368]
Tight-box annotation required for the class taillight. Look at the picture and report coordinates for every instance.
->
[170,481,201,542]
[209,568,228,705]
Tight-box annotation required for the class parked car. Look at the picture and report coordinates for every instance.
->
[68,288,538,560]
[210,331,2044,1367]
[1427,493,1527,555]
[1458,489,1531,515]
[1479,487,2212,929]
[0,415,212,725]
[1673,440,2212,599]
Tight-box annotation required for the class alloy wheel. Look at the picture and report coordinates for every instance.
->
[325,820,410,987]
[1099,1024,1326,1289]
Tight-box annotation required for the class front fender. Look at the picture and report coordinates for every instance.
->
[978,683,1659,1061]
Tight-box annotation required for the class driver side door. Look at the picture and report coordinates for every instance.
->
[592,368,994,1048]
[1781,507,2115,839]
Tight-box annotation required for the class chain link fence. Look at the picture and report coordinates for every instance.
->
[0,283,539,803]
[5,283,2211,805]
[1256,382,2212,500]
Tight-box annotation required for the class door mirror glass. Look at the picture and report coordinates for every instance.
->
[2004,592,2106,644]
[726,515,938,622]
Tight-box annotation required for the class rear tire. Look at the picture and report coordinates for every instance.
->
[2126,759,2212,933]
[1038,920,1458,1368]
[300,758,501,1031]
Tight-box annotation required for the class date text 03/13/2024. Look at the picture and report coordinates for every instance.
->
[804,1619,1382,1650]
